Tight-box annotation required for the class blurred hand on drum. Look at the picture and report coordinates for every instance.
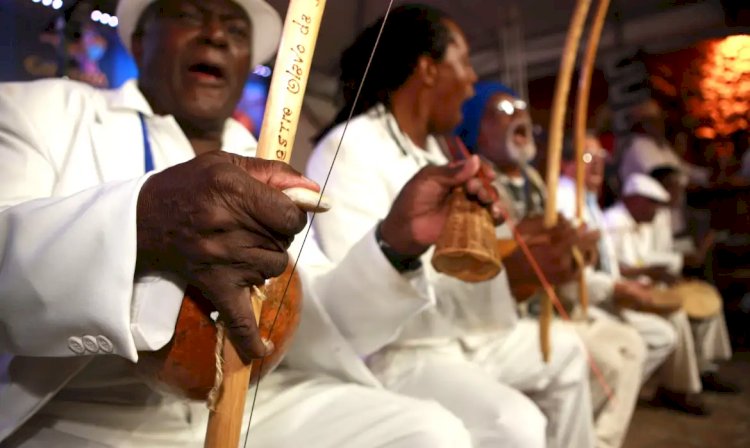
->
[644,265,681,286]
[381,155,504,258]
[135,151,316,363]
[614,280,681,315]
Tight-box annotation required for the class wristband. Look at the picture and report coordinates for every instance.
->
[375,221,423,273]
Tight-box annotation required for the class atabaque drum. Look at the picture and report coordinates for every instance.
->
[669,280,722,319]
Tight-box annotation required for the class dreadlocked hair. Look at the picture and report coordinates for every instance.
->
[313,4,453,144]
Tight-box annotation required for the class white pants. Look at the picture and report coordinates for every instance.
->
[617,309,677,383]
[625,309,700,393]
[368,342,547,448]
[569,308,647,448]
[3,369,472,448]
[624,309,732,394]
[691,311,733,372]
[370,319,594,448]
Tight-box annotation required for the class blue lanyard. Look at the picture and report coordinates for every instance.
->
[138,113,155,173]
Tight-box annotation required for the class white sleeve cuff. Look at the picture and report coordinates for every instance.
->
[130,273,186,352]
[0,176,152,360]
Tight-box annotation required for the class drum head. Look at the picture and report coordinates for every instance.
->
[670,280,722,319]
[643,287,684,315]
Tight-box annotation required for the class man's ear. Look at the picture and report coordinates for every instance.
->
[416,55,438,87]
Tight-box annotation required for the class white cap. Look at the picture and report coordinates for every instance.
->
[116,0,282,68]
[622,173,671,203]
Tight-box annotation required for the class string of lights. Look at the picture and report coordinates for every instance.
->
[31,0,64,11]
[90,9,118,28]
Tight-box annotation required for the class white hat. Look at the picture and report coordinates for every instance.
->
[116,0,282,68]
[622,173,671,203]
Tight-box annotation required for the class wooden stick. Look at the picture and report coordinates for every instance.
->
[574,0,611,319]
[541,0,593,362]
[256,0,326,162]
[204,294,262,448]
[204,1,327,446]
[544,0,594,226]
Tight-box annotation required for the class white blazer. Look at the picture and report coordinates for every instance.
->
[307,105,520,345]
[0,80,431,442]
[602,202,683,276]
[556,176,620,306]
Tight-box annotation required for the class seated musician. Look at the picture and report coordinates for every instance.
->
[0,1,501,446]
[649,165,715,270]
[603,173,737,416]
[559,133,721,420]
[457,81,646,448]
[308,5,597,448]
[648,166,736,385]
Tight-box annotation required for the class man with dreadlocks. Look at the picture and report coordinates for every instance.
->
[308,5,596,448]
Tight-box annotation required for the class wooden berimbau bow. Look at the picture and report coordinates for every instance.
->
[573,0,611,320]
[203,1,328,445]
[136,1,328,447]
[433,0,614,363]
[542,0,593,362]
[542,0,611,360]
[208,3,328,446]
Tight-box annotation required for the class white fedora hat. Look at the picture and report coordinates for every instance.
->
[116,0,282,68]
[622,173,671,203]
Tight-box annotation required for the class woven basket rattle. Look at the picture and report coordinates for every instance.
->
[431,188,502,282]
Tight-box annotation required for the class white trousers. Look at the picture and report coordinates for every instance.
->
[3,369,472,448]
[691,311,733,372]
[624,309,732,394]
[617,309,677,383]
[569,308,647,448]
[367,342,547,448]
[369,319,595,448]
[624,309,700,393]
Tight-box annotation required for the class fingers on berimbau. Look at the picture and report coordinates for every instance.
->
[226,309,270,363]
[262,159,317,191]
[229,174,308,237]
[197,270,271,362]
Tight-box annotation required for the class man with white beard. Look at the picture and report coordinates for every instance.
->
[456,82,646,448]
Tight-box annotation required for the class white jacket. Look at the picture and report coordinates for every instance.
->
[556,176,620,306]
[307,105,518,346]
[602,202,683,276]
[0,80,431,442]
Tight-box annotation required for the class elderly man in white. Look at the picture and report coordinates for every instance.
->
[0,1,498,447]
[557,135,694,420]
[649,166,735,390]
[558,133,682,370]
[308,7,598,448]
[456,82,649,448]
[603,173,733,415]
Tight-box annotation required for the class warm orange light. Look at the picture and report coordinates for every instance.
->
[695,126,717,139]
[686,35,750,137]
